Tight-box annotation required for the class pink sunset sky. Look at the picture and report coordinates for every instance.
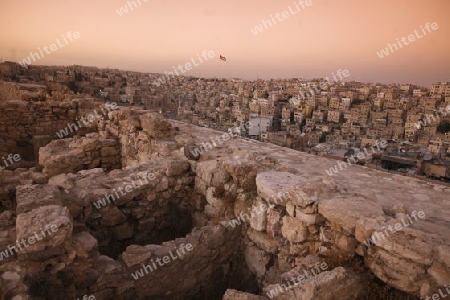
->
[1,0,449,86]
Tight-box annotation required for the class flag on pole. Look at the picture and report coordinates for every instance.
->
[220,55,227,61]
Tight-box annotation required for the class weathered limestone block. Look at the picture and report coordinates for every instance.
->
[165,159,190,176]
[294,209,325,225]
[365,247,427,293]
[0,210,14,228]
[290,176,337,206]
[196,160,231,187]
[220,160,255,187]
[319,195,384,234]
[318,226,333,245]
[370,226,433,266]
[16,205,73,260]
[80,138,101,152]
[289,243,310,257]
[296,204,317,214]
[288,186,316,208]
[139,113,171,138]
[205,204,219,218]
[437,245,450,268]
[155,176,169,192]
[100,205,127,227]
[286,202,295,217]
[336,234,358,253]
[121,244,157,267]
[16,184,63,214]
[427,262,450,286]
[285,255,322,273]
[39,140,86,177]
[198,225,228,250]
[266,206,284,238]
[250,198,267,231]
[247,229,278,253]
[256,171,301,206]
[281,216,308,243]
[72,231,98,259]
[277,247,294,272]
[150,139,178,157]
[354,218,379,243]
[19,171,48,185]
[195,177,208,195]
[206,187,225,212]
[99,138,118,148]
[233,193,253,222]
[245,245,271,278]
[222,289,268,300]
[184,144,201,160]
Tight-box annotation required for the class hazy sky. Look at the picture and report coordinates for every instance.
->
[1,0,449,86]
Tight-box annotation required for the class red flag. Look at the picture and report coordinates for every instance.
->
[220,55,227,61]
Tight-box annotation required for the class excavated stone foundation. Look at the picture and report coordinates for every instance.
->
[1,99,449,300]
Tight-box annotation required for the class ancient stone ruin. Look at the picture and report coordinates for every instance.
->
[0,94,449,300]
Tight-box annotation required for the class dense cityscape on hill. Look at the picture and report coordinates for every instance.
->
[1,62,449,182]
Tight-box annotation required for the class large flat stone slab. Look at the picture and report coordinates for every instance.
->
[256,171,304,205]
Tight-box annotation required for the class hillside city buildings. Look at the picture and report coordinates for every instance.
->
[1,61,449,182]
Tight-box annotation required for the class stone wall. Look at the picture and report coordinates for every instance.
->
[1,106,449,300]
[39,133,121,178]
[1,161,253,299]
[98,109,177,168]
[0,92,107,162]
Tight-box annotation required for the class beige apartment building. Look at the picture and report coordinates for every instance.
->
[428,138,445,154]
[424,125,438,135]
[329,97,340,110]
[312,110,325,123]
[430,82,450,97]
[391,126,405,139]
[318,95,329,107]
[406,111,422,123]
[261,106,275,117]
[373,97,385,110]
[249,100,261,114]
[327,110,341,123]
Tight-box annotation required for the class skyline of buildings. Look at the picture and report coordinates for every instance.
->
[1,61,449,182]
[1,0,449,86]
